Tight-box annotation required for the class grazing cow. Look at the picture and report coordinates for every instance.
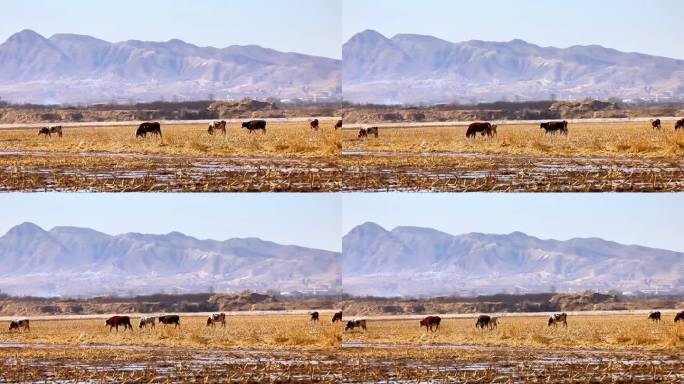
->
[489,124,498,137]
[489,317,499,329]
[38,127,51,137]
[310,311,320,323]
[548,313,568,328]
[675,119,684,131]
[419,316,441,332]
[208,120,227,135]
[345,319,367,332]
[207,313,226,328]
[466,122,492,138]
[332,311,343,323]
[105,316,133,332]
[310,119,320,131]
[358,127,379,139]
[540,121,568,135]
[674,311,684,323]
[648,311,661,323]
[475,315,491,329]
[334,120,342,129]
[241,120,267,134]
[139,316,156,329]
[8,319,30,332]
[651,119,662,130]
[49,125,63,137]
[136,122,162,138]
[158,314,180,328]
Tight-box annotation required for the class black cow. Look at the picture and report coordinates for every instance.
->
[48,125,63,137]
[334,120,342,129]
[475,315,491,329]
[358,127,379,139]
[310,311,320,323]
[105,316,133,332]
[310,119,320,131]
[540,121,568,135]
[241,120,266,134]
[651,119,662,130]
[675,311,684,323]
[345,319,367,331]
[648,311,661,323]
[675,119,684,131]
[158,314,180,328]
[38,127,51,137]
[332,311,343,323]
[466,122,493,138]
[8,319,30,332]
[136,122,162,138]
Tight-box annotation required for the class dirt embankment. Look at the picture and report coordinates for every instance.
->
[340,100,684,124]
[0,292,343,316]
[0,99,342,124]
[340,292,684,316]
[2,98,682,125]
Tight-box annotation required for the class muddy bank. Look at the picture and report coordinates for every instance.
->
[341,152,684,192]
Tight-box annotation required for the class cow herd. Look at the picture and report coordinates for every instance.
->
[354,118,684,141]
[32,119,343,140]
[342,310,684,334]
[6,310,684,335]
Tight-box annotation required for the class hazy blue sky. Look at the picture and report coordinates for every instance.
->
[0,194,341,251]
[344,0,684,60]
[343,194,684,252]
[0,0,341,58]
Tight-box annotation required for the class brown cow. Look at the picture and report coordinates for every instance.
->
[345,319,367,331]
[419,316,441,332]
[310,311,320,323]
[38,127,51,137]
[8,319,30,332]
[648,311,661,323]
[105,316,133,332]
[675,119,684,130]
[651,119,662,130]
[466,122,492,138]
[332,311,343,323]
[674,311,684,323]
[207,313,226,327]
[334,120,342,129]
[358,127,379,139]
[310,119,320,131]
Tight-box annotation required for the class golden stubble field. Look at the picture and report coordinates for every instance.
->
[341,122,684,191]
[0,121,342,191]
[1,121,341,158]
[1,315,341,351]
[343,121,684,158]
[343,314,684,351]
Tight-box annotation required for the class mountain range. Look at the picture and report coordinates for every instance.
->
[343,222,684,297]
[342,30,684,104]
[0,223,341,297]
[0,30,341,104]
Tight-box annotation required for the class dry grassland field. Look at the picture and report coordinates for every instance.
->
[342,121,684,192]
[0,120,341,192]
[0,314,343,382]
[340,312,684,382]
